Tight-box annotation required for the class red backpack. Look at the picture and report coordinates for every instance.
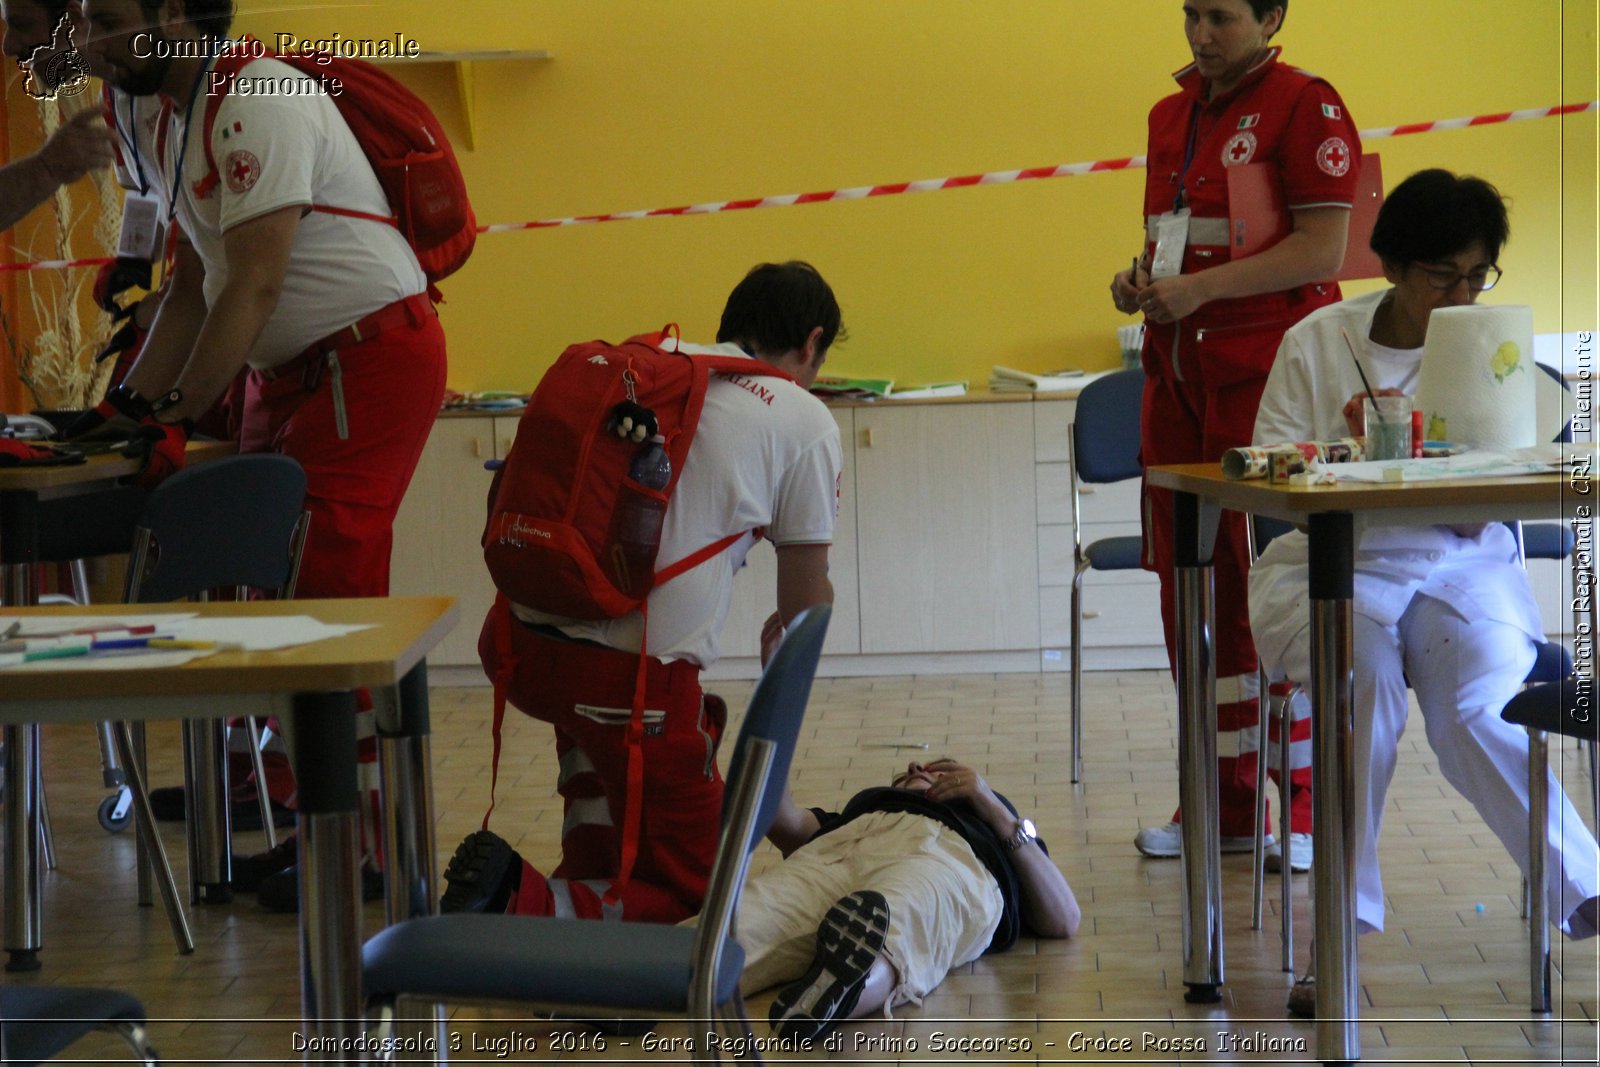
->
[198,44,476,297]
[484,327,789,615]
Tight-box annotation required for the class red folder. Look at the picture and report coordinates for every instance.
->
[1227,154,1384,281]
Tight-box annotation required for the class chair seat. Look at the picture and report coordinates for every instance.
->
[1525,640,1572,684]
[1501,678,1599,742]
[1084,535,1143,572]
[362,914,745,1011]
[0,986,145,1066]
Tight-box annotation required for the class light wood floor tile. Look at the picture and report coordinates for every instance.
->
[9,668,1598,1063]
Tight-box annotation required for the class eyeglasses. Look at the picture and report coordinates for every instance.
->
[1414,263,1502,292]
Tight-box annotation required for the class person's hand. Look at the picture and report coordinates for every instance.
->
[1340,387,1406,437]
[1110,263,1146,315]
[759,611,786,669]
[917,758,1012,827]
[62,384,154,440]
[36,109,115,185]
[1134,273,1209,324]
[124,419,188,489]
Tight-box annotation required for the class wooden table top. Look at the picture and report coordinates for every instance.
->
[0,596,459,703]
[0,439,236,493]
[1146,462,1588,523]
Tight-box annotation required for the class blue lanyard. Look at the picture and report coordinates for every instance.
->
[114,95,149,196]
[166,57,216,227]
[1174,102,1202,212]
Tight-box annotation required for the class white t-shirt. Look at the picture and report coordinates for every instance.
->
[156,57,426,367]
[513,343,843,668]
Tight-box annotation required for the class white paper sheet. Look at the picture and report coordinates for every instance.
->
[0,613,373,670]
[1325,445,1567,483]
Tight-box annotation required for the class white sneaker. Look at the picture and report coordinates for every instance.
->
[1264,832,1313,873]
[1133,820,1266,858]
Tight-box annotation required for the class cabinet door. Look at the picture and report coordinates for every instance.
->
[719,410,860,658]
[855,403,1039,652]
[389,417,501,667]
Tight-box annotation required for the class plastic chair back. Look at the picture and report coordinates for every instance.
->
[124,454,308,602]
[0,984,158,1064]
[1070,369,1144,485]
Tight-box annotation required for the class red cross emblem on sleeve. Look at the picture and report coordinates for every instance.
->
[1316,137,1351,177]
[224,149,262,193]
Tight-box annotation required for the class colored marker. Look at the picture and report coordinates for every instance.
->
[0,645,92,667]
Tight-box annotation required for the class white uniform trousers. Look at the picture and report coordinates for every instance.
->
[1261,591,1599,935]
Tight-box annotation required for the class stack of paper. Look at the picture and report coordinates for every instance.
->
[886,381,969,400]
[989,367,1091,393]
[809,376,895,400]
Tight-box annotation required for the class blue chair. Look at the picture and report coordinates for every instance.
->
[0,984,159,1064]
[1067,368,1145,784]
[362,604,832,1056]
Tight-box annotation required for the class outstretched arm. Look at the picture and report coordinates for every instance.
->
[766,787,821,858]
[921,760,1081,939]
[0,109,114,232]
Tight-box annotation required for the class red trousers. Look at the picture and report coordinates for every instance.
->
[1141,362,1311,836]
[241,307,448,854]
[480,602,725,923]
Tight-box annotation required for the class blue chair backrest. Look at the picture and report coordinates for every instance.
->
[1071,368,1145,484]
[723,603,831,849]
[132,454,308,602]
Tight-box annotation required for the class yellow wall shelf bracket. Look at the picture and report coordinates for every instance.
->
[374,49,552,150]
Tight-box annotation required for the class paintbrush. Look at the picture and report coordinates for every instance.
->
[1339,325,1387,424]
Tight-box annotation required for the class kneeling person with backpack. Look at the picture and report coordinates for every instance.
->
[448,262,844,924]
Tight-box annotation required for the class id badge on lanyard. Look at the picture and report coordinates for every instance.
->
[1149,208,1190,280]
[116,190,165,262]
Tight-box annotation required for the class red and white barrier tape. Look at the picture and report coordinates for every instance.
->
[3,100,1594,272]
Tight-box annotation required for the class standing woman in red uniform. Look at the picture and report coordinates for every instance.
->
[1109,0,1361,864]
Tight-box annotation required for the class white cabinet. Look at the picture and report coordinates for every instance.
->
[854,402,1039,653]
[389,415,513,670]
[390,395,1174,680]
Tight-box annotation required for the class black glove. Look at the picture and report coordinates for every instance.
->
[62,383,153,440]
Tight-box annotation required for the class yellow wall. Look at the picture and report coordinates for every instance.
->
[220,1,1590,388]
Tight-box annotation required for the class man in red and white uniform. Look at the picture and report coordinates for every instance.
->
[1109,0,1361,865]
[81,0,448,905]
[449,262,842,925]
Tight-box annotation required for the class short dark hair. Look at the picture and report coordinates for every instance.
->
[717,261,844,358]
[1370,169,1511,265]
[1246,1,1286,33]
[135,0,234,40]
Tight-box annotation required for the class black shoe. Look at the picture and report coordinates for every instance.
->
[440,830,523,914]
[256,864,385,913]
[230,836,298,893]
[769,890,890,1042]
[148,785,295,830]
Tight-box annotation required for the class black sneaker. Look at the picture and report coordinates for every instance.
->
[231,836,299,893]
[148,785,295,830]
[255,864,385,914]
[440,830,523,914]
[769,890,890,1042]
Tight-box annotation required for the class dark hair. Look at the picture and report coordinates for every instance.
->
[1370,169,1510,265]
[717,261,844,358]
[1245,1,1287,33]
[136,0,234,40]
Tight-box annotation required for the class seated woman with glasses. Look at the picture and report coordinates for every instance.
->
[1247,167,1600,1016]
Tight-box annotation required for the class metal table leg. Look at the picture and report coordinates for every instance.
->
[3,559,42,972]
[377,662,445,1057]
[1308,511,1358,1063]
[292,690,363,1061]
[1174,489,1224,1001]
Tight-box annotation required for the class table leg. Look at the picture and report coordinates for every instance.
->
[1527,728,1550,1012]
[1173,489,1223,1001]
[292,690,363,1061]
[1308,511,1358,1063]
[377,662,445,1057]
[3,723,42,972]
[183,718,233,904]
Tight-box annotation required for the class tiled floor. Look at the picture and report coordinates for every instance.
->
[9,669,1598,1064]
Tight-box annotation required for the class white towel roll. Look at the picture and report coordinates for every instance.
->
[1415,304,1537,450]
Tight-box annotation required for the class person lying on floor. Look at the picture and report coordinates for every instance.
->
[438,756,1079,1041]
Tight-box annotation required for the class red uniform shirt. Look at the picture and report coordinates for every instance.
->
[1143,47,1362,330]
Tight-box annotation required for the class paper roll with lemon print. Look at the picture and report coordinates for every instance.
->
[1415,304,1537,451]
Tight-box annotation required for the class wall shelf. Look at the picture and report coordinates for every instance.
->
[374,50,552,149]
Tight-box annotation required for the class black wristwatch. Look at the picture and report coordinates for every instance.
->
[1002,816,1038,852]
